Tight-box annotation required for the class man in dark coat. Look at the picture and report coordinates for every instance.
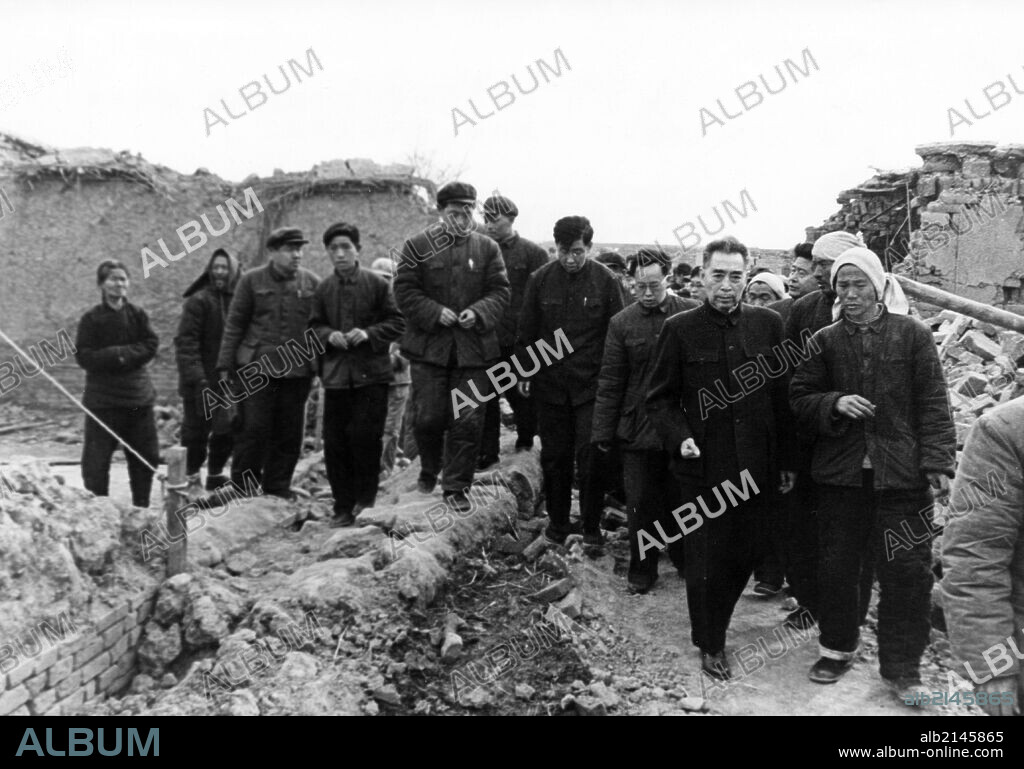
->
[478,194,548,468]
[174,247,240,494]
[646,236,795,681]
[215,227,321,500]
[75,260,160,508]
[790,247,954,698]
[592,248,697,593]
[517,215,624,549]
[393,181,510,510]
[310,222,406,527]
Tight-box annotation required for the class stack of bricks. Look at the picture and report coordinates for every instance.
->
[0,588,156,716]
[805,168,919,270]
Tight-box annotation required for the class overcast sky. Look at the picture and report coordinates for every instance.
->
[2,0,1023,249]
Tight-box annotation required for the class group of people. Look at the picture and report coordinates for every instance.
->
[70,179,1022,712]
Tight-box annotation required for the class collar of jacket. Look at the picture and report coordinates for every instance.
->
[640,295,673,316]
[334,262,360,284]
[498,231,519,248]
[703,300,742,327]
[842,305,887,335]
[267,261,294,282]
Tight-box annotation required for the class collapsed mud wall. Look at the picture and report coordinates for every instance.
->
[808,140,1024,309]
[0,142,436,409]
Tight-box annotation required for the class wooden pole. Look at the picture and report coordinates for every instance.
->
[895,275,1024,334]
[165,446,188,577]
[314,384,324,452]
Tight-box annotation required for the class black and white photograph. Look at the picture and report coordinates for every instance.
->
[1,0,1023,753]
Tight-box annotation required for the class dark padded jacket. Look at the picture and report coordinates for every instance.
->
[74,301,158,409]
[309,263,406,389]
[495,233,549,348]
[517,259,625,406]
[216,262,321,379]
[646,301,793,489]
[592,294,698,450]
[174,248,240,394]
[393,227,509,368]
[789,310,956,490]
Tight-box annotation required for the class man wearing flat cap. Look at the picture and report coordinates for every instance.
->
[393,181,510,511]
[478,193,548,469]
[595,252,634,307]
[215,226,322,500]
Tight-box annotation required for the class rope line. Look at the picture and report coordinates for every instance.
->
[0,327,164,480]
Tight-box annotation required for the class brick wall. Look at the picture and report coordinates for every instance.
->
[0,588,155,716]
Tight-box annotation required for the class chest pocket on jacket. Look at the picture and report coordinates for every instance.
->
[625,336,650,367]
[426,261,448,293]
[685,348,720,391]
[253,288,277,319]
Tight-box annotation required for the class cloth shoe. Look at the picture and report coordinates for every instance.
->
[808,657,853,684]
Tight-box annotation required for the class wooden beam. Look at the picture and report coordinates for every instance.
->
[895,275,1024,334]
[164,446,188,577]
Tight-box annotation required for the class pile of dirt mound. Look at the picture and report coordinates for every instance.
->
[0,458,161,634]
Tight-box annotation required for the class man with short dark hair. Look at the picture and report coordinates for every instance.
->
[215,227,321,500]
[647,235,795,680]
[593,249,697,593]
[393,182,510,511]
[310,222,405,527]
[479,194,547,468]
[791,247,953,698]
[689,265,705,303]
[518,216,624,549]
[768,243,817,325]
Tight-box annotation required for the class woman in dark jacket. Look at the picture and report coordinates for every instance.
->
[74,260,160,507]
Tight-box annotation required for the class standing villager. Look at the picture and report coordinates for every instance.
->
[478,194,548,468]
[174,248,240,495]
[74,260,160,507]
[646,236,795,680]
[765,230,867,628]
[393,181,510,511]
[214,227,321,501]
[592,249,698,593]
[941,397,1024,716]
[790,247,953,699]
[310,223,405,527]
[370,257,412,481]
[743,271,788,307]
[767,243,817,326]
[594,252,635,306]
[517,216,625,550]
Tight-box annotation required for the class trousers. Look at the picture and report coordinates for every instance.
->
[323,384,389,514]
[82,406,159,508]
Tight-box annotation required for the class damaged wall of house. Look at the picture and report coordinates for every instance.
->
[808,140,1024,310]
[0,136,436,409]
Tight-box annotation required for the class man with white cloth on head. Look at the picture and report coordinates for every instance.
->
[789,247,955,701]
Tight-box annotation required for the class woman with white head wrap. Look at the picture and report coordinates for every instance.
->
[829,247,909,321]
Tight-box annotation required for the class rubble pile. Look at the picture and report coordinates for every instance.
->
[928,310,1024,444]
[0,458,160,631]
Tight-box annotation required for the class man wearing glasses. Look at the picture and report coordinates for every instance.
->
[478,194,548,469]
[592,249,697,593]
[517,216,624,550]
[646,236,795,681]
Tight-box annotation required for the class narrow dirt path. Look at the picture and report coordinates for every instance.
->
[573,533,978,717]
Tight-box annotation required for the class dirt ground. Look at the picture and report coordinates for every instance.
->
[0,416,981,717]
